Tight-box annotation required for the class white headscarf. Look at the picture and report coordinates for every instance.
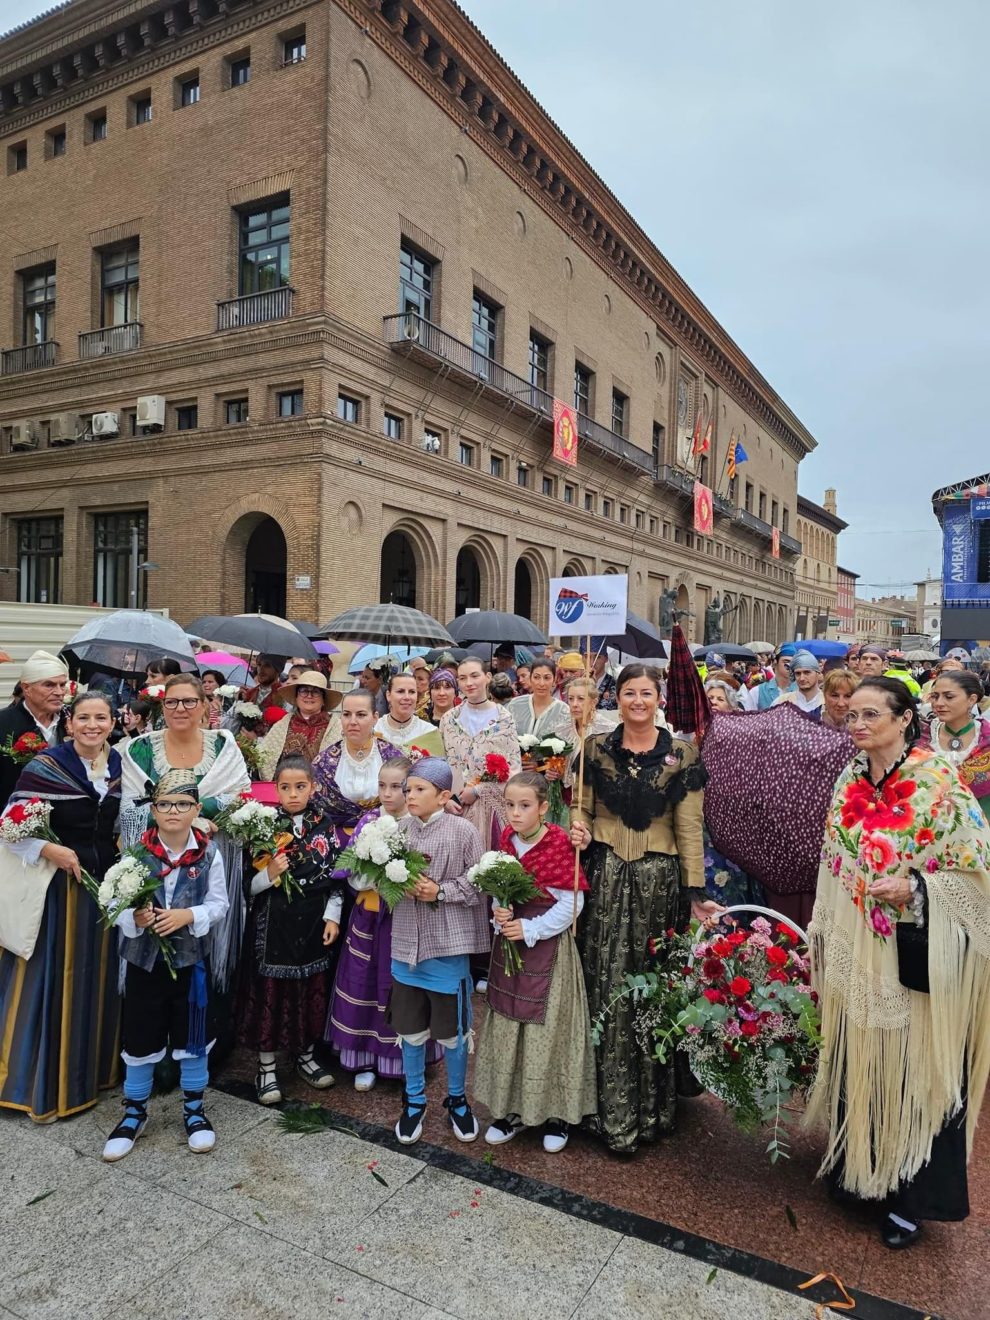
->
[20,650,69,684]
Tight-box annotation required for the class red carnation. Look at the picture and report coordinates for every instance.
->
[6,803,28,823]
[774,922,797,943]
[710,936,733,958]
[482,754,511,783]
[766,946,789,967]
[665,927,676,938]
[647,937,658,957]
[740,1020,760,1037]
[728,975,752,998]
[702,957,725,981]
[702,988,726,1005]
[766,969,790,984]
[726,931,747,948]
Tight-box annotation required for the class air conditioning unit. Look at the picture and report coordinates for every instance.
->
[92,411,120,437]
[49,412,81,445]
[136,394,166,428]
[9,419,38,451]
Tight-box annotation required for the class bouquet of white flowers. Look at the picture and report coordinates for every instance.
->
[216,684,240,701]
[336,813,431,911]
[466,850,541,975]
[89,852,177,978]
[233,701,263,721]
[215,795,302,899]
[517,734,573,822]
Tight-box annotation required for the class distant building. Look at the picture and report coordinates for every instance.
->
[836,567,859,643]
[855,596,916,649]
[914,576,942,639]
[795,489,847,639]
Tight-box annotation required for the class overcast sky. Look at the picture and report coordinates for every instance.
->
[5,1,988,597]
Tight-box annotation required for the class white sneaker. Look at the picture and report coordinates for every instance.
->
[354,1071,377,1092]
[542,1120,569,1154]
[485,1115,524,1145]
[474,978,489,994]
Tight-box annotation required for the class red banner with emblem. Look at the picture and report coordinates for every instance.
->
[693,481,714,536]
[552,399,578,466]
[772,527,781,559]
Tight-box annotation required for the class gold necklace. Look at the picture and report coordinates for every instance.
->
[347,740,374,761]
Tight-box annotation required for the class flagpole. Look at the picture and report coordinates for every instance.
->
[716,431,732,496]
[572,633,592,936]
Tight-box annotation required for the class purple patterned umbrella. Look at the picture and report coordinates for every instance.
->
[701,705,853,897]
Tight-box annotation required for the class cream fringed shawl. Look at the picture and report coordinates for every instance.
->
[805,745,990,1199]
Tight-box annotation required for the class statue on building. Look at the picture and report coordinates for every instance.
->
[660,588,678,633]
[705,594,737,645]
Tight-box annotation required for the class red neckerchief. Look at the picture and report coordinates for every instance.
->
[499,823,590,895]
[140,826,209,878]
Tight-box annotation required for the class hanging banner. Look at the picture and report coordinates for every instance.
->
[693,481,713,536]
[970,497,990,521]
[771,527,781,559]
[548,574,628,635]
[552,399,578,466]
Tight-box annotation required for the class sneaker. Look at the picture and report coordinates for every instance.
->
[296,1054,335,1090]
[256,1066,282,1107]
[102,1099,148,1163]
[354,1071,377,1092]
[484,1114,524,1146]
[474,978,489,995]
[443,1093,479,1143]
[542,1119,569,1154]
[182,1092,216,1154]
[395,1092,427,1145]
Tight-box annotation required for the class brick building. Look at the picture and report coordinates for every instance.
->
[836,565,858,644]
[0,0,815,639]
[855,596,915,649]
[795,489,846,640]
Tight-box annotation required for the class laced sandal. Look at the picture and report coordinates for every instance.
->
[296,1052,335,1090]
[395,1091,427,1145]
[484,1114,524,1145]
[443,1093,479,1143]
[182,1091,216,1154]
[256,1065,282,1107]
[103,1099,148,1162]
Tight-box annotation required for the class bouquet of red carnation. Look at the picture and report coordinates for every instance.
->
[476,753,511,784]
[1,731,49,766]
[593,915,820,1161]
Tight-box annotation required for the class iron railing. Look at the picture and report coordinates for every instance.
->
[217,286,295,331]
[779,530,802,556]
[2,341,58,374]
[78,323,142,359]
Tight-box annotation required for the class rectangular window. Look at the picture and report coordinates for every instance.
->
[602,498,613,519]
[225,398,248,424]
[528,332,549,393]
[384,412,403,440]
[771,499,779,526]
[542,476,554,497]
[47,127,66,157]
[283,34,306,65]
[563,484,575,505]
[179,75,200,107]
[490,454,504,478]
[8,142,27,174]
[745,481,754,513]
[649,516,658,535]
[101,242,139,327]
[635,511,644,530]
[279,389,304,417]
[238,197,290,295]
[574,363,592,415]
[17,516,62,603]
[132,95,152,125]
[335,394,358,423]
[619,505,629,525]
[611,389,628,437]
[399,241,433,321]
[424,428,442,452]
[229,56,251,87]
[458,442,474,467]
[782,507,790,535]
[87,111,108,143]
[729,475,738,504]
[652,421,664,471]
[176,405,198,431]
[758,491,767,521]
[699,454,709,486]
[516,464,528,487]
[584,491,596,513]
[471,292,499,364]
[22,263,56,346]
[93,511,148,608]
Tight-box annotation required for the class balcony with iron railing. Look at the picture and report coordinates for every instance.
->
[384,311,654,474]
[1,341,58,375]
[217,286,295,331]
[779,530,802,556]
[79,322,142,359]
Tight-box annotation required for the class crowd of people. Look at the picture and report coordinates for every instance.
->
[0,630,987,1254]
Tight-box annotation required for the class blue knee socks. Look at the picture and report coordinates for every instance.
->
[123,1060,155,1103]
[444,1037,469,1099]
[400,1041,427,1107]
[180,1054,209,1095]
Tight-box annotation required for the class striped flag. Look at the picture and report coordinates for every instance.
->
[690,408,704,457]
[727,436,749,482]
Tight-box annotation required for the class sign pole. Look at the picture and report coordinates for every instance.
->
[572,633,592,935]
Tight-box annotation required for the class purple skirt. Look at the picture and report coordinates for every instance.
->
[326,899,441,1077]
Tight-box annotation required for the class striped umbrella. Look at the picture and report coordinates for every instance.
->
[317,604,453,648]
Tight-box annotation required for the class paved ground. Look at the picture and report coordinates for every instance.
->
[0,1089,828,1320]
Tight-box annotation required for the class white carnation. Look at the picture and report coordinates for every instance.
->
[117,875,142,901]
[234,702,262,719]
[384,859,409,884]
[216,685,239,699]
[377,813,400,835]
[478,851,502,870]
[353,834,373,860]
[97,880,114,906]
[369,841,391,865]
[518,735,539,749]
[543,737,566,755]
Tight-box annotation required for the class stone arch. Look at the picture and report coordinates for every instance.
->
[737,597,751,644]
[562,556,591,578]
[458,533,501,612]
[753,600,765,642]
[515,547,550,626]
[674,583,692,639]
[217,500,297,615]
[381,514,442,618]
[722,590,736,643]
[380,531,418,609]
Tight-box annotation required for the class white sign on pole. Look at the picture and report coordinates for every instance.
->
[548,574,628,636]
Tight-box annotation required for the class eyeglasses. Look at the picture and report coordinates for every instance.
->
[153,800,198,813]
[843,709,887,727]
[162,697,202,711]
[295,686,323,697]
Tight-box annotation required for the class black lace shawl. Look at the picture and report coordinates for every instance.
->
[585,724,707,833]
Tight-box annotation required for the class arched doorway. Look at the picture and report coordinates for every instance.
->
[380,531,417,607]
[455,546,481,615]
[514,558,533,620]
[244,518,286,615]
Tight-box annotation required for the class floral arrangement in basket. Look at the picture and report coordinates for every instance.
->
[90,852,178,978]
[518,734,573,819]
[593,914,821,1161]
[475,753,511,785]
[0,731,49,766]
[336,813,431,910]
[466,851,541,976]
[215,794,302,900]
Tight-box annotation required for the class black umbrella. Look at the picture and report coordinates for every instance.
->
[186,613,318,661]
[318,604,454,648]
[63,611,198,676]
[290,620,322,640]
[446,611,548,647]
[695,643,758,662]
[591,612,665,659]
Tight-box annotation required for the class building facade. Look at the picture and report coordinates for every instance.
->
[855,596,915,649]
[0,0,815,641]
[914,576,941,640]
[836,566,858,644]
[794,489,846,639]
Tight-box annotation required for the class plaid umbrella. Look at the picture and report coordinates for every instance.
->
[317,604,454,648]
[702,704,853,896]
[664,623,711,737]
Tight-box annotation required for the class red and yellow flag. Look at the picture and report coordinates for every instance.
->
[693,482,714,536]
[552,399,578,466]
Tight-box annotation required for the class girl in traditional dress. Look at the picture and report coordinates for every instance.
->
[0,692,122,1123]
[256,670,342,783]
[923,668,990,821]
[426,668,458,725]
[441,656,521,849]
[570,664,721,1153]
[475,771,596,1153]
[375,672,443,756]
[808,677,990,1248]
[237,756,343,1103]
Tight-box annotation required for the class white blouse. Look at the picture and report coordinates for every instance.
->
[334,741,383,804]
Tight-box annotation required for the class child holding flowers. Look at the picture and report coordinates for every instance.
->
[235,755,343,1104]
[103,771,228,1162]
[388,758,488,1145]
[474,771,596,1154]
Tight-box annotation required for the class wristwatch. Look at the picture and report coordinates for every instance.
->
[435,884,446,903]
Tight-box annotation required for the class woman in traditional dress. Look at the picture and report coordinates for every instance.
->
[807,677,990,1248]
[426,668,458,725]
[570,664,720,1154]
[509,660,573,741]
[375,672,443,756]
[256,670,342,783]
[311,689,405,850]
[922,669,990,821]
[120,674,250,992]
[441,656,521,849]
[0,692,122,1122]
[563,677,616,797]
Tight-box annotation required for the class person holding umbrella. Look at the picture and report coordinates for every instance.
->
[241,655,284,712]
